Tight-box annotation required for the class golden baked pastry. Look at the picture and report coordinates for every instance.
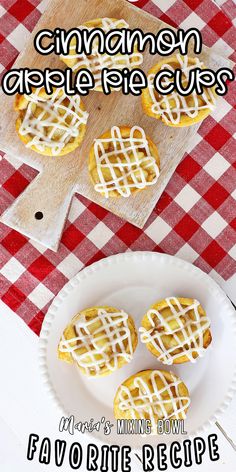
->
[58,306,138,377]
[15,87,88,156]
[60,18,143,92]
[89,125,160,198]
[114,369,190,433]
[140,297,212,364]
[142,54,216,127]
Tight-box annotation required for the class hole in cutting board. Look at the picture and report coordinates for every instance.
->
[35,211,44,220]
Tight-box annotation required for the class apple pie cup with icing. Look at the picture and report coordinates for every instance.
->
[140,297,212,365]
[15,87,88,156]
[60,17,143,92]
[89,125,160,198]
[114,369,190,434]
[142,54,216,127]
[58,306,138,377]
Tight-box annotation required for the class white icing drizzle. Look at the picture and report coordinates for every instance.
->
[59,308,134,375]
[61,18,143,89]
[19,88,88,155]
[93,125,160,198]
[140,297,210,365]
[117,370,190,433]
[148,54,216,125]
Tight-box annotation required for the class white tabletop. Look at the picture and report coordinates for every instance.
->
[1,272,236,471]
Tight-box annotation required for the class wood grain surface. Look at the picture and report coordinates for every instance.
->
[0,0,232,250]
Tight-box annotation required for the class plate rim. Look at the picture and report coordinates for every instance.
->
[39,251,236,444]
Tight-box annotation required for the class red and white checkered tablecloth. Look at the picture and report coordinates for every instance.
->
[0,0,235,335]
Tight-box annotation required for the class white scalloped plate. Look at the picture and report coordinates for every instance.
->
[39,252,236,448]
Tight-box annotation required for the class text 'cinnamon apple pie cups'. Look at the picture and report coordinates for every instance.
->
[60,17,143,92]
[58,306,138,377]
[142,54,216,127]
[15,87,88,156]
[114,369,190,434]
[140,297,212,365]
[89,125,160,198]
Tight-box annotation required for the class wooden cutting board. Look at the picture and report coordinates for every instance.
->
[0,0,233,251]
